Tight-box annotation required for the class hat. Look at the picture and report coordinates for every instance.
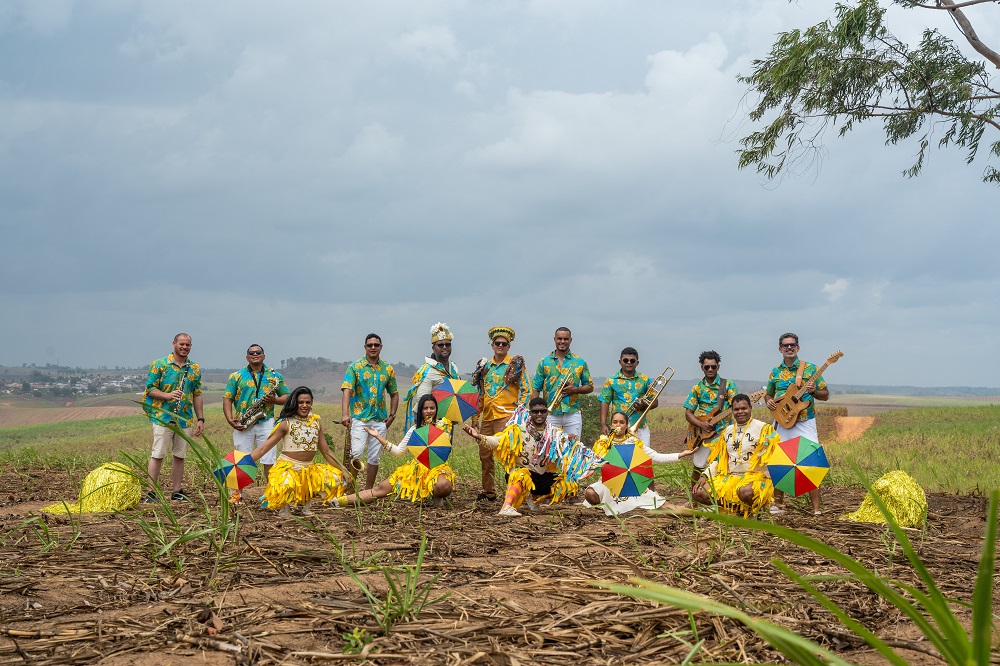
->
[430,322,453,343]
[488,326,515,343]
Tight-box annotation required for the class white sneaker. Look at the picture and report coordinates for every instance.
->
[769,505,785,515]
[498,506,522,517]
[524,496,537,512]
[278,506,293,518]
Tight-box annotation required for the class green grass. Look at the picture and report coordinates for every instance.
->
[827,405,1000,492]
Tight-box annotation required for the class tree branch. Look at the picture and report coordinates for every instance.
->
[939,0,1000,68]
[903,0,1000,10]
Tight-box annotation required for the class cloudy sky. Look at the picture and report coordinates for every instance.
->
[2,1,998,387]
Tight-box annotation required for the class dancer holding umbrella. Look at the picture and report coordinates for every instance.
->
[334,394,455,507]
[692,393,781,517]
[583,411,694,516]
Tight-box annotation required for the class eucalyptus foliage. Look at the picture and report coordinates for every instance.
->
[738,0,1000,183]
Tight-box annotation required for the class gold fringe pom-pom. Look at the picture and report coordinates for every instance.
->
[843,470,928,528]
[389,461,456,502]
[547,476,578,505]
[494,424,525,473]
[43,462,142,514]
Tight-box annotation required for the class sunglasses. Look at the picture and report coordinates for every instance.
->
[247,350,264,356]
[365,343,382,348]
[434,342,452,348]
[529,409,548,414]
[780,343,799,349]
[621,358,637,364]
[493,340,510,347]
[702,364,718,370]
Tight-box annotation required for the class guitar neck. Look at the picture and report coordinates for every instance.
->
[793,361,833,399]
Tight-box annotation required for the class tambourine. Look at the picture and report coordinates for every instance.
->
[691,445,711,470]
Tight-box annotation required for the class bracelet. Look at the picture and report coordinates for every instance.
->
[197,418,205,422]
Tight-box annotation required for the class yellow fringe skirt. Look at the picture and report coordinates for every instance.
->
[264,456,347,510]
[708,470,774,517]
[387,461,456,502]
[505,467,577,508]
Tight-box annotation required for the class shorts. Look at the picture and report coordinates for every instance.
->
[233,418,277,465]
[151,424,191,459]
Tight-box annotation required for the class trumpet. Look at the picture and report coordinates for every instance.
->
[627,365,674,436]
[547,366,575,412]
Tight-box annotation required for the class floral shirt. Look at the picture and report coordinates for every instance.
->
[767,359,827,422]
[683,377,739,437]
[143,353,203,428]
[531,351,592,415]
[404,357,461,428]
[224,366,290,422]
[598,371,651,427]
[478,355,530,422]
[342,358,398,422]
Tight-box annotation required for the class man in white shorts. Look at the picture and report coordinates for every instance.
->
[341,333,399,490]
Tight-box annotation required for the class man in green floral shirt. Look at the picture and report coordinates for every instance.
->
[341,333,399,490]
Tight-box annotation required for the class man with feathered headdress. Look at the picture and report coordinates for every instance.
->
[470,325,529,501]
[404,322,461,429]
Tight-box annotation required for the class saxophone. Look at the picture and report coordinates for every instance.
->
[237,377,279,427]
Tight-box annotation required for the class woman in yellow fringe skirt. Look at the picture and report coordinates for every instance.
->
[251,386,350,518]
[335,394,455,508]
[692,393,780,517]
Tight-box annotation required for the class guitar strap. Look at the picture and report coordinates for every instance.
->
[715,377,727,412]
[793,360,806,388]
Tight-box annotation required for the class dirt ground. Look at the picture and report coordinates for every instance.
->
[833,416,876,443]
[0,467,994,665]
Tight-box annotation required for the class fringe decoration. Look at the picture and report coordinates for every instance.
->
[707,471,774,517]
[388,461,456,502]
[505,467,535,508]
[494,423,525,473]
[43,463,141,514]
[264,459,347,509]
[547,476,578,504]
[502,355,525,385]
[843,470,927,527]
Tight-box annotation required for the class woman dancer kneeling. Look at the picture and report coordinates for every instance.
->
[335,394,455,507]
[583,411,693,515]
[251,386,350,517]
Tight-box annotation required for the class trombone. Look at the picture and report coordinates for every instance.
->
[627,365,674,436]
[547,366,575,412]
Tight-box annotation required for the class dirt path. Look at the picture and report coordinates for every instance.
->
[834,415,876,442]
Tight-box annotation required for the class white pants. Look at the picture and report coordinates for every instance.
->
[351,420,386,465]
[774,418,819,443]
[633,425,650,447]
[547,411,583,439]
[234,418,277,465]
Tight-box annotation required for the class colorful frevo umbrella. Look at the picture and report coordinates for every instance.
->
[213,450,258,491]
[407,424,452,469]
[767,436,830,497]
[432,379,480,423]
[600,442,654,498]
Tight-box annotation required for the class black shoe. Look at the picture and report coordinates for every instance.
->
[476,492,497,502]
[171,490,191,502]
[142,490,159,504]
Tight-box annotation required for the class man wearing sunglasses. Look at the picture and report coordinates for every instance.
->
[530,327,593,439]
[765,332,828,515]
[598,347,657,446]
[470,326,530,501]
[683,351,739,486]
[223,344,291,489]
[341,333,399,490]
[403,322,461,429]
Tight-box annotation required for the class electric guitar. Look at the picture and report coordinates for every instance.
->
[769,351,843,429]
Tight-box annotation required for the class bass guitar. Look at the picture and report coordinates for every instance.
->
[685,389,766,449]
[769,351,843,429]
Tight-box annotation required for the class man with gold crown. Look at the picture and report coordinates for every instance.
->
[404,322,461,429]
[470,325,529,501]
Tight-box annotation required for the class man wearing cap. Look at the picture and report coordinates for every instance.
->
[404,322,461,429]
[471,326,530,501]
[341,333,399,491]
[223,344,290,493]
[530,326,593,439]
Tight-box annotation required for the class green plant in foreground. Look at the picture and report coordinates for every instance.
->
[596,475,998,665]
[344,536,448,636]
[341,627,372,654]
